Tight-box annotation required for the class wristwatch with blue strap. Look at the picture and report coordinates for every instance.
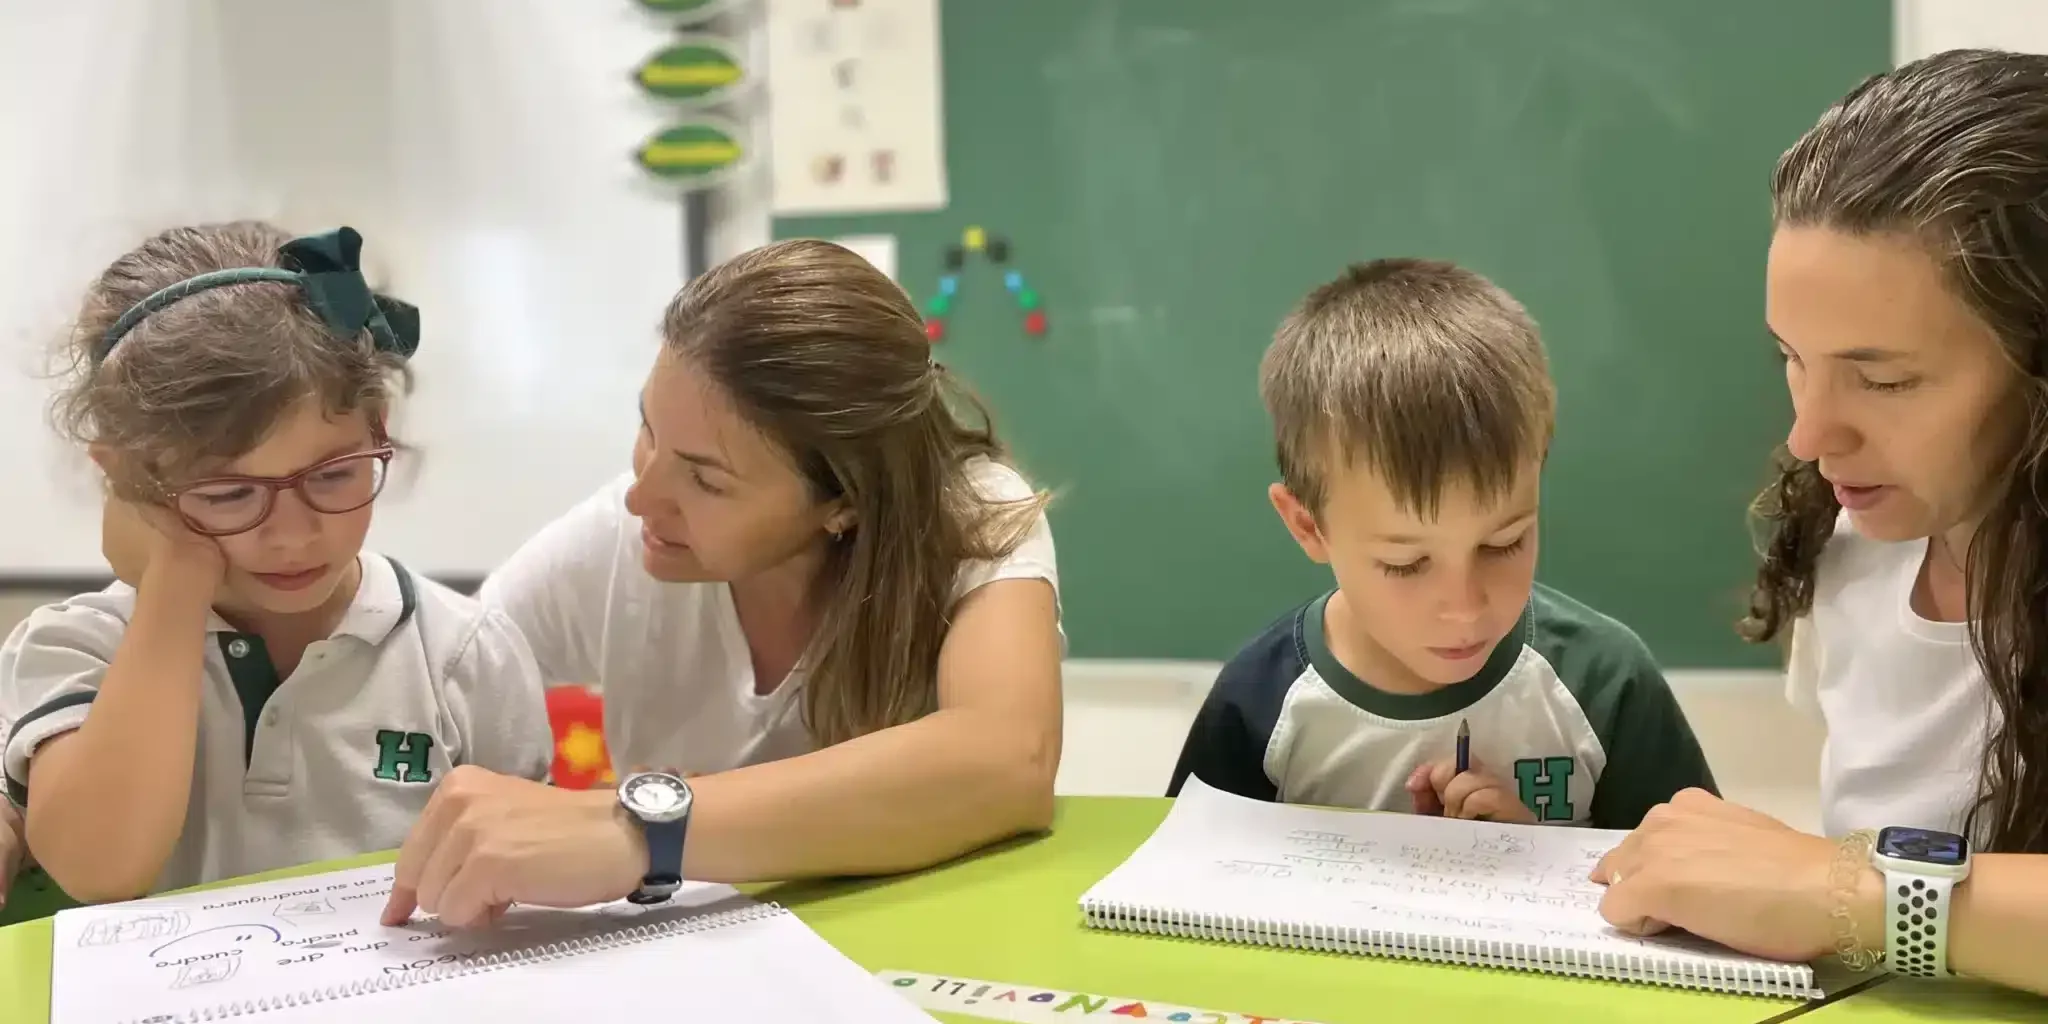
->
[616,770,692,904]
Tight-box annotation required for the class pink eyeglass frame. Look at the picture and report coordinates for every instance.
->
[163,444,396,537]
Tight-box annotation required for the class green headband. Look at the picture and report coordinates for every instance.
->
[98,226,420,361]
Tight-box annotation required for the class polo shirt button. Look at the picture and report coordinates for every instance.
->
[227,639,250,658]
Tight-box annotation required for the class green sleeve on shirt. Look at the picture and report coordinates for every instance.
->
[1526,584,1720,830]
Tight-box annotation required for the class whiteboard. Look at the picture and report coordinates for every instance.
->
[0,0,693,577]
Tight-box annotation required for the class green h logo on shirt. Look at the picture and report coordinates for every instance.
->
[373,729,435,783]
[1513,756,1575,821]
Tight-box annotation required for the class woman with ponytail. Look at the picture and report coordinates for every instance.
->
[380,240,1062,928]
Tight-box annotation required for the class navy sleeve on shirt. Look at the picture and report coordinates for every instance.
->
[1166,610,1303,801]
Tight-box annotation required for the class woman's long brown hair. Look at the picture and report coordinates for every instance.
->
[659,239,1048,748]
[1744,49,2048,852]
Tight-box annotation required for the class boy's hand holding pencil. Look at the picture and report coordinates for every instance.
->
[1405,721,1537,824]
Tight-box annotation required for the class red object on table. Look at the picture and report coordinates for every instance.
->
[545,684,614,790]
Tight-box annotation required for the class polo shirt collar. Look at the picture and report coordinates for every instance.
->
[201,554,418,644]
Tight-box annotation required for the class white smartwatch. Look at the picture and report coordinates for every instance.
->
[1872,825,1971,978]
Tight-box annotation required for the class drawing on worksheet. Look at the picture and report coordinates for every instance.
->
[1472,831,1532,856]
[148,923,284,961]
[76,909,190,947]
[170,955,240,989]
[274,895,339,921]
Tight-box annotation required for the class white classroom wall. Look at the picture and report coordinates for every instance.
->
[0,0,685,578]
[1895,0,2048,62]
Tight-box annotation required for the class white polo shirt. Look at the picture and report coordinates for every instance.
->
[0,554,553,894]
[1786,511,1993,841]
[479,457,1059,774]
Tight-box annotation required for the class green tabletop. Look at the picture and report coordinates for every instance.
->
[0,796,2031,1024]
[1794,977,2048,1023]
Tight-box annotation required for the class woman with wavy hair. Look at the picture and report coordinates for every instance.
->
[1593,49,2048,996]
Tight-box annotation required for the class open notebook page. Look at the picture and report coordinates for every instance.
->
[50,863,932,1024]
[1084,777,1803,976]
[191,906,938,1024]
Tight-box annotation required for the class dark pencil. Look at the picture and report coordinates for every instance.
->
[1456,718,1470,776]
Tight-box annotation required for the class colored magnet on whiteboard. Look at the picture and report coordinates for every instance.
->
[1017,288,1039,310]
[987,237,1010,263]
[926,293,952,317]
[943,246,966,271]
[963,226,987,251]
[925,318,947,342]
[1004,270,1024,293]
[938,274,959,296]
[1024,310,1047,336]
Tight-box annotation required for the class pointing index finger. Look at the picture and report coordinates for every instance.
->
[380,884,419,927]
[381,788,461,925]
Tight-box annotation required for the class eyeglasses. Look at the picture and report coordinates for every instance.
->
[166,446,394,537]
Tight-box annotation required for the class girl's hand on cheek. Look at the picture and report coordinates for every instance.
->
[102,498,226,600]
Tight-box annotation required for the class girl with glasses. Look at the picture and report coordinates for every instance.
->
[0,221,552,903]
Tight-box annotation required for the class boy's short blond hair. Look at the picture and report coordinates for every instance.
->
[1260,258,1555,516]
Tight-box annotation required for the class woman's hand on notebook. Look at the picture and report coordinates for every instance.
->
[381,766,646,929]
[1406,759,1538,824]
[1589,788,1865,963]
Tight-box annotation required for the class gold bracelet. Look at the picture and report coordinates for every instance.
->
[1831,828,1883,971]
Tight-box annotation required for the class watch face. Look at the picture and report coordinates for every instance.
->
[1877,826,1969,866]
[620,772,692,823]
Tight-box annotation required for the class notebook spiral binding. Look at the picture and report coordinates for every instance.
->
[128,901,790,1024]
[1079,897,1815,1000]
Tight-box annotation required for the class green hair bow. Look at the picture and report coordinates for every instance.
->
[98,226,420,361]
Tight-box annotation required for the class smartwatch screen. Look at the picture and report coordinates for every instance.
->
[1877,826,1969,866]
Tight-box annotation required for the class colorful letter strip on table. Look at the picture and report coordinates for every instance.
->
[877,971,1329,1024]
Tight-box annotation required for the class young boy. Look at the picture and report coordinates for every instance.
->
[1168,259,1716,829]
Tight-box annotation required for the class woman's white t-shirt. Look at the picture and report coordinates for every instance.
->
[478,457,1059,774]
[1787,512,1992,841]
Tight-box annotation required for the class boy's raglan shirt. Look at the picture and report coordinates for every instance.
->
[0,554,553,893]
[1168,582,1715,830]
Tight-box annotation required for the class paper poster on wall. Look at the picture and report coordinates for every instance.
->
[832,233,898,281]
[765,0,947,214]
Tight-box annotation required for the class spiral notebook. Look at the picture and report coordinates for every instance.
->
[1079,778,1820,1000]
[49,862,935,1024]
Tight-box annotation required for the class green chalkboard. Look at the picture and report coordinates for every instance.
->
[776,1,1889,667]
